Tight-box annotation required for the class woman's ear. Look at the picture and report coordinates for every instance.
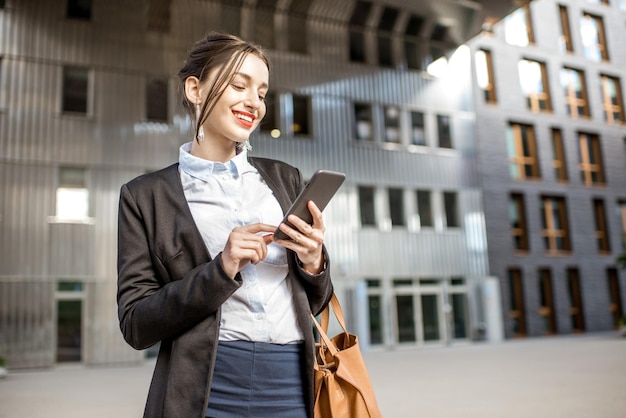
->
[184,76,201,104]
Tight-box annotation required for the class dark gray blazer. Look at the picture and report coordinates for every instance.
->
[117,156,333,418]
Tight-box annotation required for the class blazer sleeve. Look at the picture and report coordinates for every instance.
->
[117,180,242,350]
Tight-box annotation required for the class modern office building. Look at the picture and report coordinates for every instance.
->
[468,0,626,338]
[0,0,522,368]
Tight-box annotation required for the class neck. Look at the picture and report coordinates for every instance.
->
[190,139,238,162]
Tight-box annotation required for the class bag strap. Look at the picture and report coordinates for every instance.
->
[311,293,350,356]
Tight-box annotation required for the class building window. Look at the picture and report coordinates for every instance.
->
[67,0,92,20]
[558,5,573,53]
[377,6,399,67]
[519,59,552,112]
[509,193,529,252]
[436,114,452,148]
[146,77,168,123]
[585,0,609,5]
[551,128,568,182]
[593,199,611,253]
[56,167,89,221]
[416,190,433,228]
[619,200,626,250]
[354,103,373,141]
[504,5,534,47]
[580,13,609,62]
[366,279,383,345]
[507,268,527,336]
[443,191,459,228]
[287,0,311,54]
[410,111,425,146]
[359,186,376,227]
[560,67,590,118]
[255,0,276,49]
[62,66,89,114]
[475,49,497,103]
[540,196,571,254]
[566,268,585,332]
[291,94,310,136]
[578,132,605,186]
[507,122,541,180]
[425,24,449,69]
[383,106,400,143]
[388,188,405,227]
[607,268,624,328]
[600,74,625,124]
[538,268,557,334]
[404,14,424,70]
[260,91,279,136]
[349,1,372,63]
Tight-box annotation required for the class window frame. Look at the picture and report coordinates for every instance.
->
[388,187,406,227]
[475,49,497,104]
[416,190,433,228]
[61,65,90,115]
[578,132,605,186]
[593,198,611,253]
[540,195,572,254]
[560,66,590,119]
[507,122,541,180]
[383,105,401,144]
[558,5,573,53]
[358,185,377,227]
[436,114,452,149]
[145,76,169,123]
[551,128,568,182]
[291,93,311,137]
[443,191,459,228]
[509,193,529,252]
[354,102,374,142]
[600,74,625,124]
[580,12,609,62]
[519,59,552,113]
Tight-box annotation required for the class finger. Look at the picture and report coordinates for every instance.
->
[238,223,277,235]
[307,200,325,232]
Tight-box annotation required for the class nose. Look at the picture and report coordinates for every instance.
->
[244,90,262,110]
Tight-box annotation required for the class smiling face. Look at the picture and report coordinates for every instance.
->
[199,53,269,149]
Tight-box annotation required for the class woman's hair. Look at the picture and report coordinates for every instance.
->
[177,32,270,142]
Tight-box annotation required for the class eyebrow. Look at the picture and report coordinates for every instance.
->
[233,72,269,90]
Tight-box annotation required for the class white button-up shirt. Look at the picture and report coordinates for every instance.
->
[178,142,304,344]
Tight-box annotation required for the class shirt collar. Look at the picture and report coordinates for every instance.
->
[178,142,254,182]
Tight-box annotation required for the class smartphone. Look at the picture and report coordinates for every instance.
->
[273,169,346,241]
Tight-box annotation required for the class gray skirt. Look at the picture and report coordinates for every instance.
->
[205,340,307,418]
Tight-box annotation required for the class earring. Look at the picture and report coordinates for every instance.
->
[195,102,205,142]
[237,140,252,152]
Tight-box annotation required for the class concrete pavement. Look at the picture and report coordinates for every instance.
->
[0,332,624,418]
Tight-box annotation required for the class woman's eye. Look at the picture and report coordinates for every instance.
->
[259,95,266,101]
[231,84,245,91]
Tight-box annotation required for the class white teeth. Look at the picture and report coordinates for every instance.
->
[235,113,253,123]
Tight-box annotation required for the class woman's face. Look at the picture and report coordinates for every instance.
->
[201,53,269,147]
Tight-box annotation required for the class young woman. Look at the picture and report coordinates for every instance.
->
[117,32,333,418]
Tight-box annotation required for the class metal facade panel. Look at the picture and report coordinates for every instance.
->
[0,0,500,366]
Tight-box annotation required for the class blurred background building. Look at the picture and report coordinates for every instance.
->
[0,0,624,370]
[468,0,626,338]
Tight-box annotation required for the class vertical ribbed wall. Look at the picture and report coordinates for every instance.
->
[0,0,489,367]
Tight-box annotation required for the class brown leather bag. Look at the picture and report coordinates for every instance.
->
[311,293,383,418]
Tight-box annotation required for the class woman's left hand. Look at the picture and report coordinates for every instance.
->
[274,201,325,274]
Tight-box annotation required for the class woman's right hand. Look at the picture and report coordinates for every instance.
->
[220,223,276,278]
